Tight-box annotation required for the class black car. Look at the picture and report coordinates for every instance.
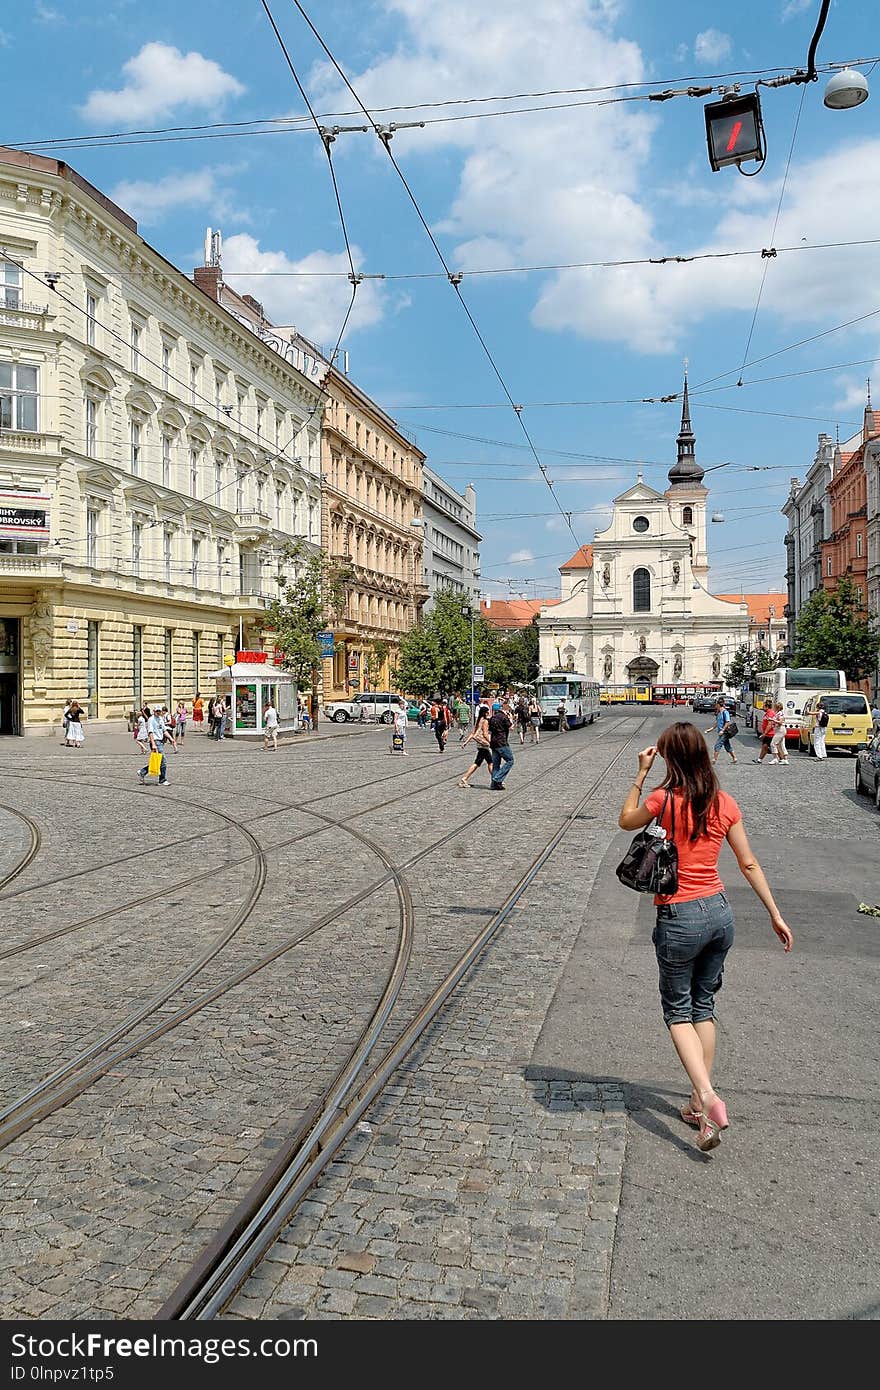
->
[855,731,880,809]
[692,694,724,713]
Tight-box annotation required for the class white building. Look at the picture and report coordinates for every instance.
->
[781,433,835,652]
[0,151,322,733]
[420,466,481,610]
[537,380,750,684]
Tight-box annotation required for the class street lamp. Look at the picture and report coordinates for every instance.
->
[461,603,476,720]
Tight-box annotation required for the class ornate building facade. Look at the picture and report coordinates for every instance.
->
[537,381,750,684]
[421,467,481,611]
[781,433,835,652]
[321,370,427,699]
[0,149,322,733]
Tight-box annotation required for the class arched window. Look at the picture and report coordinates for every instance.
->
[682,506,693,526]
[633,568,651,612]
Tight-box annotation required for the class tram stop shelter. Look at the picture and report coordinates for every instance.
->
[206,653,298,738]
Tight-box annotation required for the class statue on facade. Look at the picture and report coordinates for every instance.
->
[672,561,680,585]
[712,652,721,678]
[603,653,613,679]
[602,563,611,587]
[673,653,683,678]
[29,597,54,684]
[638,635,647,654]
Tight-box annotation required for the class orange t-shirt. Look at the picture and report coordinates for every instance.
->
[643,788,741,906]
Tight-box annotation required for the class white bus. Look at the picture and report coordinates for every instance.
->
[535,673,600,729]
[748,667,847,744]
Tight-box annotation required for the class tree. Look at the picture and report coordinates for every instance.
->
[364,639,389,692]
[265,543,353,688]
[497,618,540,686]
[392,590,505,696]
[723,642,776,688]
[794,577,880,682]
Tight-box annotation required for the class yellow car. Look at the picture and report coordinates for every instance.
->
[799,690,873,755]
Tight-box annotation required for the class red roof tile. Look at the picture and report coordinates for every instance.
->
[715,592,787,624]
[480,598,558,629]
[559,545,593,570]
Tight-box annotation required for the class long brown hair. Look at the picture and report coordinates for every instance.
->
[656,722,720,842]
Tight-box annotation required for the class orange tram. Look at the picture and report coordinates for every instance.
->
[600,682,723,705]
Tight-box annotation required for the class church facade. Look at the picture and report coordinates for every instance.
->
[537,381,750,686]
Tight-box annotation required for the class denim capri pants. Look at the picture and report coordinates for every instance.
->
[652,891,735,1026]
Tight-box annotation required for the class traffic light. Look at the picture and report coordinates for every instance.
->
[704,91,765,171]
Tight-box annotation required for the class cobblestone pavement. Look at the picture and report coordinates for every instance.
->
[0,712,641,1318]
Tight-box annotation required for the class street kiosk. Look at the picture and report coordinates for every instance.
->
[206,652,298,738]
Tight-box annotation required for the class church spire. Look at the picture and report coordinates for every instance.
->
[668,366,705,486]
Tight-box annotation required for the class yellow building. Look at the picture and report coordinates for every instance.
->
[321,369,427,700]
[0,149,323,733]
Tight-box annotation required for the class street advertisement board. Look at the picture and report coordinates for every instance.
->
[318,631,335,659]
[235,683,257,730]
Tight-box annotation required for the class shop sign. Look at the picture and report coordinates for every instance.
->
[0,493,50,538]
[237,650,268,664]
[348,677,360,691]
[318,631,335,659]
[348,652,360,672]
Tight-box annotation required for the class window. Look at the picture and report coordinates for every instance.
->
[682,506,693,526]
[256,475,265,514]
[85,397,97,457]
[130,321,141,374]
[309,500,317,542]
[162,343,171,389]
[86,620,99,719]
[164,629,173,705]
[130,421,141,474]
[857,586,864,607]
[0,261,22,309]
[257,404,264,439]
[214,458,225,505]
[164,530,173,584]
[236,472,244,513]
[190,448,199,498]
[632,516,650,533]
[633,567,651,612]
[191,536,201,587]
[190,362,198,405]
[217,633,224,667]
[86,292,97,346]
[131,519,142,576]
[193,631,200,693]
[856,532,863,557]
[0,364,39,431]
[827,556,833,576]
[217,543,226,589]
[237,391,245,423]
[162,434,171,487]
[133,626,143,707]
[86,507,99,567]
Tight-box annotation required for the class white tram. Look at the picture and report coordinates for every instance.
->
[535,673,600,730]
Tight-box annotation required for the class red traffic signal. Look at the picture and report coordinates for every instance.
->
[704,92,764,171]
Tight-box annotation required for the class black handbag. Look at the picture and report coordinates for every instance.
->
[727,720,739,737]
[616,789,679,895]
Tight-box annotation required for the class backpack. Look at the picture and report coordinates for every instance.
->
[818,707,830,728]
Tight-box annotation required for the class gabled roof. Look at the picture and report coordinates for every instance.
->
[480,598,558,629]
[559,545,593,570]
[715,593,787,623]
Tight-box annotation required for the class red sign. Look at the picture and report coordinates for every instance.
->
[237,650,268,664]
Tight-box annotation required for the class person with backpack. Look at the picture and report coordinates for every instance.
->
[618,723,792,1152]
[705,699,736,765]
[812,699,830,760]
[434,697,451,752]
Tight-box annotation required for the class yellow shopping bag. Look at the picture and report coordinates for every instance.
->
[147,751,163,777]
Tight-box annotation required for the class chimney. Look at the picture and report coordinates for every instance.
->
[193,265,221,302]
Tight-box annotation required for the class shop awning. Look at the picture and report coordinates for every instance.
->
[207,661,296,682]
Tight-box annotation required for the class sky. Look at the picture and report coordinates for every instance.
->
[4,0,879,600]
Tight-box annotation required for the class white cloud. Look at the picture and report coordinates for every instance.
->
[81,42,244,125]
[781,0,813,19]
[694,29,733,64]
[110,168,251,225]
[507,548,535,563]
[219,233,385,348]
[34,3,64,23]
[0,29,12,46]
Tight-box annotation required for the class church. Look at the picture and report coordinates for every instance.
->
[537,379,751,687]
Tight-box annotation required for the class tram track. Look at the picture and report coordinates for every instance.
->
[158,717,648,1319]
[0,804,41,892]
[0,719,634,1162]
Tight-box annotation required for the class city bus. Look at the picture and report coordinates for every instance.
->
[535,673,600,729]
[748,667,847,744]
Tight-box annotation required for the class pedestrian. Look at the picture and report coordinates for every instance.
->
[556,696,568,732]
[192,692,204,733]
[175,701,188,745]
[753,706,775,764]
[391,700,408,755]
[212,696,226,741]
[434,697,450,753]
[516,696,530,746]
[134,706,150,754]
[768,701,789,765]
[488,700,514,791]
[300,700,312,731]
[457,696,471,742]
[458,702,492,787]
[137,705,169,786]
[618,722,792,1152]
[528,695,541,744]
[66,700,85,748]
[161,707,177,752]
[871,701,880,735]
[61,699,72,745]
[705,699,736,765]
[812,698,829,760]
[417,700,428,730]
[263,697,279,750]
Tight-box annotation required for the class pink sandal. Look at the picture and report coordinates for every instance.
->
[679,1103,703,1127]
[697,1097,729,1152]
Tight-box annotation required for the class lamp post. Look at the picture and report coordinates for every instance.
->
[461,603,476,720]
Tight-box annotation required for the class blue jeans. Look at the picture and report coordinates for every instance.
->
[714,734,733,755]
[491,744,514,784]
[652,891,734,1026]
[139,742,167,783]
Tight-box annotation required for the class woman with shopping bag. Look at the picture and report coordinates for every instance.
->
[137,707,168,786]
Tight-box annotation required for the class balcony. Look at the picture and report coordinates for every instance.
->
[0,430,62,457]
[0,303,51,330]
[235,510,273,542]
[0,553,63,579]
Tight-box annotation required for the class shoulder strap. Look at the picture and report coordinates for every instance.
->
[660,788,675,839]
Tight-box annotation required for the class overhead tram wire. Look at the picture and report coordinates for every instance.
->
[280,0,589,564]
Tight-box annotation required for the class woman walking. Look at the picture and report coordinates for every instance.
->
[618,723,792,1152]
[812,699,829,760]
[434,698,451,753]
[516,696,530,746]
[66,701,85,748]
[458,702,492,788]
[175,701,188,746]
[192,693,204,734]
[753,706,775,764]
[528,696,541,744]
[769,701,789,765]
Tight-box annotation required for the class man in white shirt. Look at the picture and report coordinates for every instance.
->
[137,707,168,785]
[263,700,279,750]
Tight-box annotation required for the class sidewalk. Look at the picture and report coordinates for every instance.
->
[529,816,880,1319]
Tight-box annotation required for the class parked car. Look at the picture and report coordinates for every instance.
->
[406,701,421,722]
[855,731,880,808]
[798,691,873,756]
[323,692,406,724]
[691,694,731,713]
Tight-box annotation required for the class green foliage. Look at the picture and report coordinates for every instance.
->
[497,618,540,686]
[392,590,504,696]
[794,578,879,681]
[723,642,777,688]
[364,639,390,691]
[265,543,354,688]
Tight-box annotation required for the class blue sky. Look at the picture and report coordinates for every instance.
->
[4,0,879,598]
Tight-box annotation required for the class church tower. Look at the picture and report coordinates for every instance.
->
[665,371,709,576]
